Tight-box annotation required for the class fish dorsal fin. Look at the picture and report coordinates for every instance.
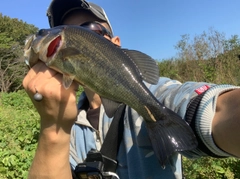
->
[101,97,122,118]
[63,74,75,89]
[122,49,159,84]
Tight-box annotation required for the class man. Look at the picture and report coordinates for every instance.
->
[23,0,240,178]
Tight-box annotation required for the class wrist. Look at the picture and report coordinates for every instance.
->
[28,123,72,178]
[39,122,73,145]
[40,114,75,133]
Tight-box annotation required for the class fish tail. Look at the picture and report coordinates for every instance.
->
[145,106,197,167]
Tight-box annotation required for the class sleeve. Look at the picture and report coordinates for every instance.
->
[190,84,240,158]
[148,77,239,158]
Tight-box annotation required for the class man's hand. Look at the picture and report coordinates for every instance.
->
[23,61,78,178]
[23,61,79,132]
[212,89,240,157]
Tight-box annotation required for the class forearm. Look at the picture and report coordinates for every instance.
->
[28,125,72,179]
[212,89,240,157]
[184,84,240,158]
[22,62,79,178]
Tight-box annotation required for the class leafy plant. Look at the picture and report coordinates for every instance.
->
[0,90,39,178]
[0,13,38,92]
[183,157,239,179]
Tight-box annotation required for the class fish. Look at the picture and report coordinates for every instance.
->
[24,25,198,167]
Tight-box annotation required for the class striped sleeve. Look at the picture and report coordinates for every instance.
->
[194,84,240,157]
[149,77,239,158]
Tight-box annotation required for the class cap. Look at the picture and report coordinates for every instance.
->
[47,0,113,35]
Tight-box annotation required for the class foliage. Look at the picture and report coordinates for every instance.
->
[0,13,38,47]
[160,28,240,85]
[175,28,226,61]
[183,157,240,179]
[0,45,29,92]
[0,90,40,179]
[0,13,38,92]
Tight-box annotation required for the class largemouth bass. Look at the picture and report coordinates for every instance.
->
[24,25,197,166]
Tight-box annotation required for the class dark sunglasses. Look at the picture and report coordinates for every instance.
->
[80,21,113,38]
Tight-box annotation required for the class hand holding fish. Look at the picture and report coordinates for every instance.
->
[22,61,79,133]
[23,61,78,178]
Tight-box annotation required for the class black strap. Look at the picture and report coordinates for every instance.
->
[100,104,126,160]
[73,104,126,177]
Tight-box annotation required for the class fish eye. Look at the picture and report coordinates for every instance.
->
[37,29,50,36]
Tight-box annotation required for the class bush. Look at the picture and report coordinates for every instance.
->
[0,90,39,178]
[183,157,240,179]
[0,87,83,178]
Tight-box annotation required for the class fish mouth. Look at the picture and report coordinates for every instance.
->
[24,34,36,66]
[47,35,62,58]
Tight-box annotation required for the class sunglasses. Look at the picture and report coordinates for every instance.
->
[81,21,113,38]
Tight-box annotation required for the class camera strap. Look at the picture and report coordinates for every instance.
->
[100,104,126,161]
[73,104,126,178]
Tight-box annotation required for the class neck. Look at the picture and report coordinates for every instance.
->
[84,88,101,109]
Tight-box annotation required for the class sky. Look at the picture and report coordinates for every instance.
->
[0,0,240,60]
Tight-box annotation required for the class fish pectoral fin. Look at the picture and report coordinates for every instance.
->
[62,74,75,89]
[122,49,159,84]
[101,98,122,118]
[145,107,198,168]
[61,47,80,58]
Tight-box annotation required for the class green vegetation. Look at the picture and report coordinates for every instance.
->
[0,91,39,178]
[183,157,240,179]
[0,13,38,92]
[0,14,239,178]
[159,28,240,85]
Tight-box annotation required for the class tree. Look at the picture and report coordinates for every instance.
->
[0,13,38,92]
[175,27,226,61]
[0,44,28,92]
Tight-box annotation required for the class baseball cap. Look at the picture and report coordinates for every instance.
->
[47,0,113,36]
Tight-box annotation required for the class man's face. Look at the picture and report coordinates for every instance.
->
[62,10,120,45]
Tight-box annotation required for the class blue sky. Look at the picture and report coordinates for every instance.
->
[1,0,240,60]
